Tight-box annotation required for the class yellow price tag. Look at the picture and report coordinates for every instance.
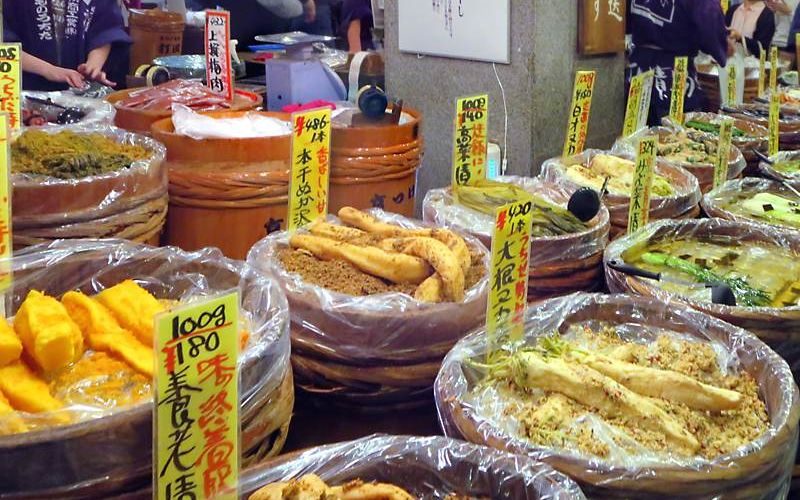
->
[453,94,489,187]
[713,119,734,190]
[721,0,729,14]
[563,71,596,157]
[758,48,766,97]
[155,291,240,500]
[288,107,332,231]
[0,44,21,131]
[486,196,534,348]
[0,114,10,292]
[669,57,688,125]
[627,137,656,235]
[726,64,737,106]
[623,71,654,136]
[769,93,780,156]
[770,46,779,93]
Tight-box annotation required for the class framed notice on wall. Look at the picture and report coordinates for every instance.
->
[578,0,626,55]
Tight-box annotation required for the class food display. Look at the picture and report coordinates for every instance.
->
[0,240,291,498]
[22,91,115,128]
[248,208,488,407]
[757,150,800,185]
[722,104,800,151]
[704,178,800,230]
[436,293,800,498]
[775,87,800,108]
[563,153,674,197]
[240,435,586,499]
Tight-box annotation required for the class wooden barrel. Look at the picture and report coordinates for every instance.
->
[330,107,423,217]
[677,112,769,175]
[721,104,800,151]
[702,178,800,231]
[151,110,292,260]
[696,62,784,111]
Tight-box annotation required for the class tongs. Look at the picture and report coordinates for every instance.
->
[25,96,86,124]
[607,259,737,306]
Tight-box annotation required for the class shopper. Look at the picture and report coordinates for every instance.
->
[627,0,732,124]
[766,0,799,56]
[339,0,374,52]
[293,0,334,36]
[3,0,130,91]
[726,0,776,55]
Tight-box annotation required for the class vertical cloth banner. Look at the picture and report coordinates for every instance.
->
[288,107,332,231]
[155,292,240,500]
[563,71,596,157]
[669,57,688,125]
[627,136,656,234]
[205,10,234,101]
[0,44,21,131]
[452,94,489,187]
[713,119,733,189]
[0,114,10,292]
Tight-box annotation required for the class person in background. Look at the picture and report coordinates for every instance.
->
[766,0,799,58]
[786,3,800,53]
[186,0,312,46]
[339,0,373,52]
[3,0,130,91]
[726,0,776,55]
[626,0,733,124]
[292,0,333,36]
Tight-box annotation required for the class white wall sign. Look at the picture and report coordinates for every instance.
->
[398,0,511,64]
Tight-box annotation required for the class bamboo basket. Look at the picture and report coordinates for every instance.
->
[436,293,800,499]
[0,240,292,499]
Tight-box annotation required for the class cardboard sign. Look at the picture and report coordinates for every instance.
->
[769,93,780,156]
[0,114,10,292]
[155,292,240,500]
[563,71,596,157]
[452,94,489,187]
[758,48,766,97]
[288,107,332,231]
[713,119,733,190]
[770,46,779,93]
[726,64,737,106]
[0,45,21,131]
[669,57,688,125]
[627,136,656,234]
[205,10,234,101]
[486,197,534,348]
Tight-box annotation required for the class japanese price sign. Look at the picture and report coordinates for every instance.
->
[205,10,234,101]
[452,94,489,187]
[155,292,240,500]
[288,107,332,231]
[627,136,656,235]
[721,0,729,14]
[758,48,766,97]
[769,93,780,156]
[770,46,779,93]
[563,71,596,157]
[486,196,534,349]
[0,45,21,132]
[669,57,688,125]
[623,70,654,137]
[0,114,10,291]
[713,118,734,190]
[725,64,737,106]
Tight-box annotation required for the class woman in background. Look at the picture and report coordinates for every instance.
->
[726,0,776,54]
[339,0,373,52]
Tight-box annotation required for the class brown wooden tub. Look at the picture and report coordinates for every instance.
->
[702,178,800,231]
[722,104,800,151]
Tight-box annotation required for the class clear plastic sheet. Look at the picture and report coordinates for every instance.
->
[702,177,800,230]
[540,149,702,224]
[0,239,290,498]
[22,91,115,128]
[247,209,489,363]
[239,434,586,500]
[757,150,800,185]
[12,125,167,228]
[421,176,610,268]
[435,292,800,499]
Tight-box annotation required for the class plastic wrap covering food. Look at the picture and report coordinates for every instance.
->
[702,178,800,230]
[604,218,800,378]
[12,125,167,231]
[540,149,701,236]
[613,127,747,193]
[22,91,115,128]
[721,104,800,150]
[239,434,586,500]
[435,292,800,499]
[247,209,489,363]
[757,150,800,185]
[0,239,291,498]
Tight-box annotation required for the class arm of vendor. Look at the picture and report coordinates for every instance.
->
[3,0,131,91]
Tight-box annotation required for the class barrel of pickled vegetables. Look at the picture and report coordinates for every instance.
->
[330,106,422,217]
[128,9,184,74]
[151,110,293,260]
[722,103,800,151]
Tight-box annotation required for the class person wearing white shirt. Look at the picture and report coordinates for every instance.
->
[766,0,800,56]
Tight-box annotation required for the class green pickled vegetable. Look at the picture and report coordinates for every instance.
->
[685,120,747,138]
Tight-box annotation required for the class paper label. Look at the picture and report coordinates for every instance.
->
[624,71,654,137]
[0,114,10,290]
[726,64,737,106]
[669,57,688,125]
[758,48,766,97]
[155,292,240,500]
[713,118,733,189]
[487,197,534,347]
[770,46,779,93]
[288,108,332,231]
[452,94,489,187]
[769,93,780,156]
[563,71,596,157]
[627,137,656,234]
[205,10,234,101]
[0,44,21,131]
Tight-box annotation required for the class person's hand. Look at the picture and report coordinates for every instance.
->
[303,0,316,23]
[43,64,85,88]
[727,37,737,57]
[78,62,116,87]
[728,28,742,41]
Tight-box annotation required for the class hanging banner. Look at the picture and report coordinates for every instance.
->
[452,94,489,187]
[205,10,234,101]
[627,136,656,234]
[288,107,332,231]
[769,93,780,156]
[562,70,596,157]
[669,57,688,125]
[713,119,733,189]
[0,44,21,131]
[155,292,240,500]
[0,114,10,292]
